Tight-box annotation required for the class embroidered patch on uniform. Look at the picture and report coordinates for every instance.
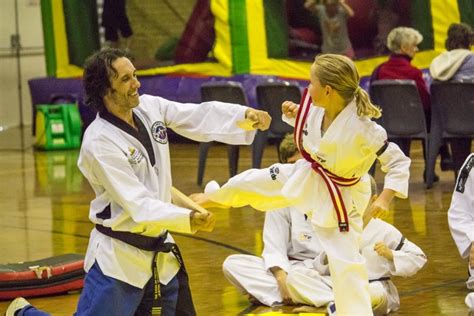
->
[127,147,144,164]
[269,166,280,180]
[151,121,168,144]
[299,232,313,241]
[456,155,474,193]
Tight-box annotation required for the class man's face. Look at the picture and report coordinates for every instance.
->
[105,57,141,112]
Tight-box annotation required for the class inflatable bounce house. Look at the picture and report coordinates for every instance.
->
[32,0,473,129]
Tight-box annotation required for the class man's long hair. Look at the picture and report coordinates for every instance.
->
[83,48,131,113]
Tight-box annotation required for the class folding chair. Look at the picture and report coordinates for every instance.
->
[197,81,247,185]
[369,80,429,182]
[253,81,301,168]
[426,81,474,187]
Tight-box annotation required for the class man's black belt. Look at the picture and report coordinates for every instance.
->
[95,224,170,252]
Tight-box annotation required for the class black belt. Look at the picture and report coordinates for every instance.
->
[95,224,171,252]
[369,276,391,283]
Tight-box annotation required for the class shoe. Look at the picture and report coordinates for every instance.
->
[326,301,336,316]
[5,297,31,316]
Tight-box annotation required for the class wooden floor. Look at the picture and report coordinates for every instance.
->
[0,126,472,315]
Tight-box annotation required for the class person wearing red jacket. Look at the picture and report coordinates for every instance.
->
[370,27,452,181]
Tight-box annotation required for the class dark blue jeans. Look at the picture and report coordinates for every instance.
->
[18,262,181,316]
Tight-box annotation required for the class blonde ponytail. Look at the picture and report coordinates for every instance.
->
[355,87,381,119]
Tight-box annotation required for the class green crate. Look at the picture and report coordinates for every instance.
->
[35,104,82,150]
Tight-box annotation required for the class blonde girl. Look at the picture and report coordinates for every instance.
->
[201,54,410,315]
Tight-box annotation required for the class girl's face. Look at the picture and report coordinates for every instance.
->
[309,64,330,108]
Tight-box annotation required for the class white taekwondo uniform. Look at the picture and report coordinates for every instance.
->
[286,218,427,314]
[222,207,327,306]
[448,153,474,290]
[209,98,410,315]
[78,94,256,289]
[361,219,427,313]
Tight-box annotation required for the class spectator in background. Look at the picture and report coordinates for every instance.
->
[304,0,355,58]
[371,27,428,114]
[430,23,474,175]
[372,0,400,55]
[430,23,474,82]
[102,0,133,50]
[370,26,452,181]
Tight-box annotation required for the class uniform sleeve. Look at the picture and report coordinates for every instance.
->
[156,96,256,145]
[307,252,330,276]
[262,209,292,272]
[448,155,474,258]
[81,141,192,234]
[282,114,296,127]
[377,142,411,198]
[207,163,298,211]
[390,238,427,277]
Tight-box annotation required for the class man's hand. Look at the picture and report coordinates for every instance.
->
[374,242,394,261]
[245,108,271,130]
[270,267,294,305]
[282,101,299,119]
[470,242,474,268]
[190,211,215,232]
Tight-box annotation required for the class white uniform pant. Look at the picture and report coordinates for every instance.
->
[222,255,333,307]
[286,267,397,314]
[223,254,393,313]
[313,212,372,316]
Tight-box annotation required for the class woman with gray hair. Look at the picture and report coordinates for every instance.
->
[371,27,428,110]
[370,26,452,182]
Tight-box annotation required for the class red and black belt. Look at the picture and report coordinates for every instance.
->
[294,88,360,232]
